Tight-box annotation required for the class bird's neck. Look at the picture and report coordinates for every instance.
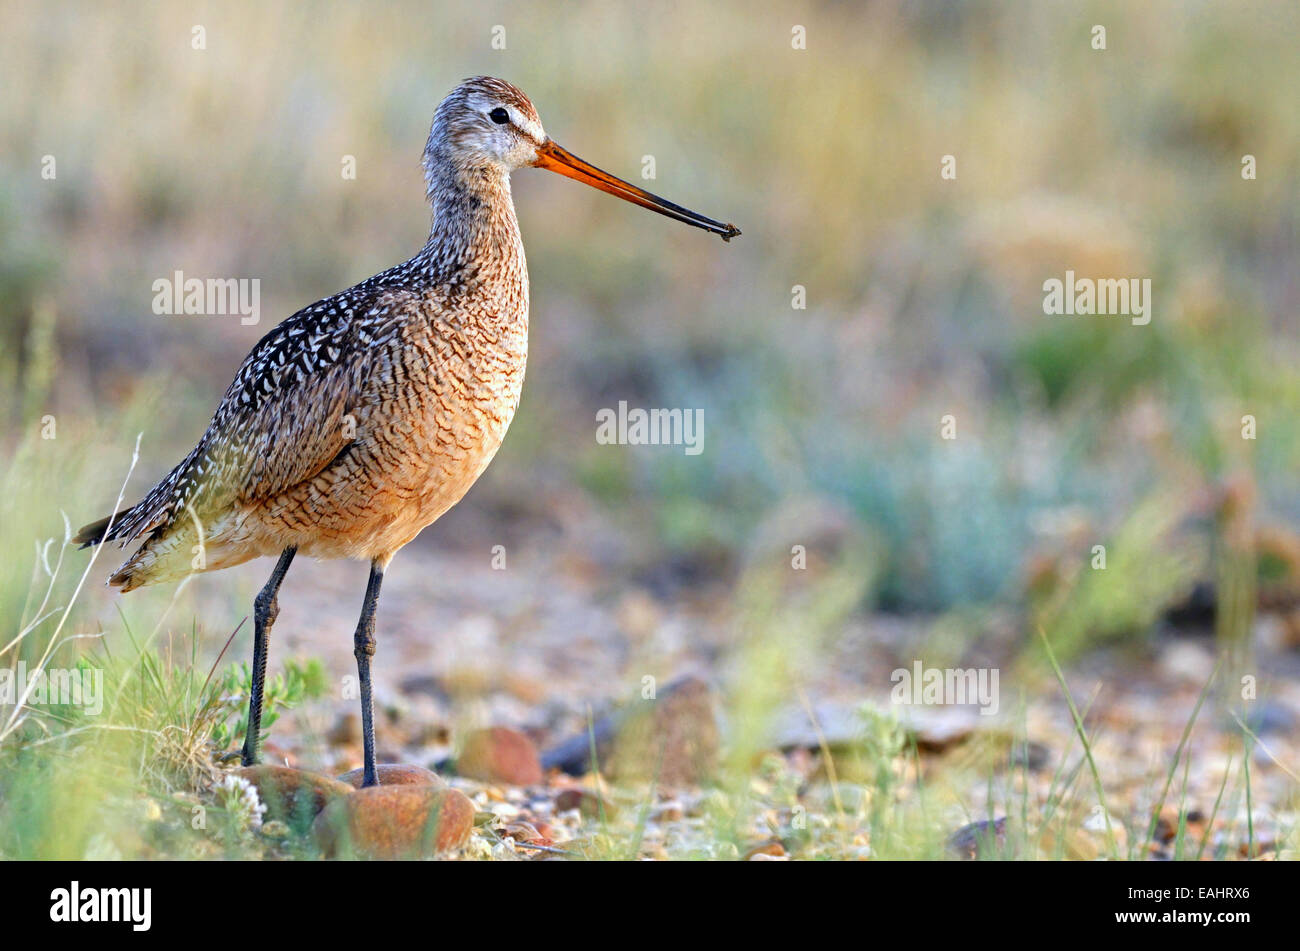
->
[418,158,523,285]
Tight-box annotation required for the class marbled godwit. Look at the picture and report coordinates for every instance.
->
[76,77,740,786]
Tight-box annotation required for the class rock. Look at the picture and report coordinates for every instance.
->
[555,787,617,819]
[540,713,620,775]
[541,676,720,786]
[651,800,685,822]
[336,763,445,789]
[457,727,543,786]
[1152,807,1181,845]
[1008,739,1051,772]
[1079,807,1128,858]
[1231,699,1297,737]
[608,676,720,785]
[501,672,548,705]
[500,820,554,847]
[1255,524,1300,611]
[615,590,663,640]
[743,839,787,860]
[313,786,475,858]
[396,673,450,701]
[1158,641,1216,684]
[947,817,1008,859]
[1239,835,1278,859]
[901,707,982,752]
[233,765,353,830]
[1152,806,1209,850]
[1040,808,1127,859]
[766,700,862,753]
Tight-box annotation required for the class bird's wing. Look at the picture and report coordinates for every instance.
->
[106,284,407,545]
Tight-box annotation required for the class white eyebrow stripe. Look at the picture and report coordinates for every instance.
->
[518,114,546,141]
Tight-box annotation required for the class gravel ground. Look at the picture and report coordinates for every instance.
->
[167,534,1300,861]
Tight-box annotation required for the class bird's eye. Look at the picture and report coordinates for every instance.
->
[489,107,510,125]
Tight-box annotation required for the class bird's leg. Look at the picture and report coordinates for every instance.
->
[240,546,297,767]
[352,558,386,788]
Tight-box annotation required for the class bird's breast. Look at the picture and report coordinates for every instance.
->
[361,278,529,525]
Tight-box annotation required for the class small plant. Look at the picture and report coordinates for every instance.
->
[210,658,328,755]
[856,703,907,854]
[212,771,267,842]
[858,704,905,785]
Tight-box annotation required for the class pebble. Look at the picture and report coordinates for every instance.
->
[609,676,720,786]
[555,787,617,819]
[742,839,787,860]
[541,676,720,786]
[651,800,685,822]
[500,820,554,846]
[233,765,353,829]
[1008,740,1051,772]
[457,727,544,786]
[313,785,475,859]
[947,817,1008,859]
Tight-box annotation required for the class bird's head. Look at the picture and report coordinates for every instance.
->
[425,76,741,241]
[425,76,548,173]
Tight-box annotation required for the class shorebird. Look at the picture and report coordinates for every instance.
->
[76,77,739,786]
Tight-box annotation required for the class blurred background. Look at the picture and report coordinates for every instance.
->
[3,1,1300,858]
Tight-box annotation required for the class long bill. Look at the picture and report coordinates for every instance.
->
[532,139,741,241]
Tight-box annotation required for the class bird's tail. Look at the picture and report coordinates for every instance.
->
[107,551,151,591]
[73,509,133,548]
[74,508,147,590]
[75,516,184,591]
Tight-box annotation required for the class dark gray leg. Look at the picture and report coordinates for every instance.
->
[240,546,297,766]
[353,559,385,787]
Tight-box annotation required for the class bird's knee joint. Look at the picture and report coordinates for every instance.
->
[254,592,279,622]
